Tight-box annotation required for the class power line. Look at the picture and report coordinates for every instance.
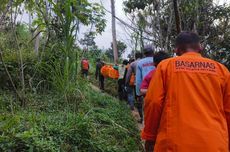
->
[99,0,155,42]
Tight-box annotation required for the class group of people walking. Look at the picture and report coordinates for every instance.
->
[84,31,230,152]
[114,45,170,125]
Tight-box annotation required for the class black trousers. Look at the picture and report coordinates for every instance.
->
[81,69,88,77]
[118,79,126,100]
[99,75,104,90]
[136,96,143,121]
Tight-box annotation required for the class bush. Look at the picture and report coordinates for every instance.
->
[0,84,142,152]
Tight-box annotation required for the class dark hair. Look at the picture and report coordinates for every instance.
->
[129,58,135,63]
[143,45,154,56]
[176,31,200,51]
[122,59,129,65]
[135,52,143,59]
[154,51,170,66]
[145,51,154,56]
[96,58,101,62]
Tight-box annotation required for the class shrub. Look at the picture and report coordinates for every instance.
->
[0,84,141,152]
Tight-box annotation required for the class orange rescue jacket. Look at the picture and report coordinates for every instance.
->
[142,52,230,152]
[126,64,135,86]
[81,59,89,70]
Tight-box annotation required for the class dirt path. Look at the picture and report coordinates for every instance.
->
[90,83,101,92]
[131,109,144,131]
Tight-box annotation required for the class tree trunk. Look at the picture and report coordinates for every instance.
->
[140,29,144,52]
[134,33,138,55]
[173,0,182,34]
[0,49,24,105]
[154,0,163,51]
[10,3,26,106]
[111,0,118,64]
[33,0,48,55]
[34,31,40,55]
[164,3,174,51]
[29,13,32,35]
[193,0,199,32]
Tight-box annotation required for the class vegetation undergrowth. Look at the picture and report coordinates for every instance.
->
[0,80,142,152]
[90,76,118,98]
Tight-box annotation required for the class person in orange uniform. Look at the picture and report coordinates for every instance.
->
[81,58,90,78]
[142,31,230,152]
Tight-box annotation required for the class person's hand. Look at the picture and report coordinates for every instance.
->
[124,86,127,92]
[145,140,155,152]
[136,96,143,102]
[140,89,147,96]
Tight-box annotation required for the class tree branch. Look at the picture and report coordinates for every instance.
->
[0,48,24,104]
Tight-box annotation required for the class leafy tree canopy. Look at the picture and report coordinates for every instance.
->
[123,0,230,69]
[105,40,127,60]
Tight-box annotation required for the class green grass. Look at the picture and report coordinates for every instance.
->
[88,70,119,98]
[0,83,142,152]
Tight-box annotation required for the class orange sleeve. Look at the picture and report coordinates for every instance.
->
[141,63,166,141]
[223,71,230,148]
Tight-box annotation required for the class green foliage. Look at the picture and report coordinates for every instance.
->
[35,0,84,103]
[0,51,38,90]
[80,31,97,49]
[123,0,153,13]
[0,84,141,152]
[25,0,106,41]
[0,0,141,151]
[123,0,230,69]
[0,24,140,150]
[105,41,127,61]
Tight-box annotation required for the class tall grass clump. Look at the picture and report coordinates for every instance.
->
[41,0,83,109]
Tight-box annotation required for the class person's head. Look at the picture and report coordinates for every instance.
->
[129,58,135,64]
[122,59,129,65]
[135,52,143,59]
[154,51,170,67]
[96,58,101,62]
[101,61,105,65]
[143,45,154,57]
[175,31,202,56]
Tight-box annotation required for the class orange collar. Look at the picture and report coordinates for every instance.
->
[182,52,201,57]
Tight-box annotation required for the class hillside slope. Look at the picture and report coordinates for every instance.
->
[0,82,142,152]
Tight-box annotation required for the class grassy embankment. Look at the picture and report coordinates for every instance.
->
[0,78,142,151]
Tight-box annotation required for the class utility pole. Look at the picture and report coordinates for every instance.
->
[111,0,118,64]
[173,0,182,34]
